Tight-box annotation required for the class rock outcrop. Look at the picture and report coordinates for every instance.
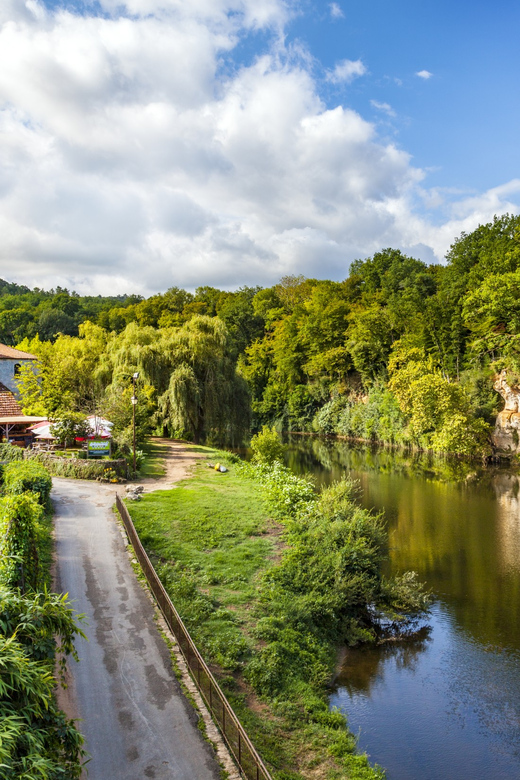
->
[492,370,520,454]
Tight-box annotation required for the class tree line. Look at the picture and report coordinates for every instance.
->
[8,213,520,457]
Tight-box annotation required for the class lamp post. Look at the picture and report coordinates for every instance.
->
[132,372,139,474]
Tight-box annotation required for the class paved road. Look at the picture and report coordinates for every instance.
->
[53,478,221,780]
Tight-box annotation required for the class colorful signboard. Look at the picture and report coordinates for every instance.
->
[87,439,111,458]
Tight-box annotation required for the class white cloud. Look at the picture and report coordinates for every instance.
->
[326,59,367,84]
[0,1,517,295]
[329,3,344,19]
[370,100,396,118]
[416,69,433,79]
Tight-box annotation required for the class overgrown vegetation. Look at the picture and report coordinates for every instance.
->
[24,451,128,480]
[3,462,53,506]
[127,444,429,779]
[6,214,520,457]
[0,458,86,778]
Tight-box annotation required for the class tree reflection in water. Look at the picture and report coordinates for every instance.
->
[284,435,520,780]
[334,626,432,697]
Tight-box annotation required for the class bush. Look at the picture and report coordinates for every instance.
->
[0,587,86,777]
[3,462,52,505]
[238,460,315,520]
[241,465,431,701]
[0,444,24,463]
[0,493,43,591]
[250,425,286,464]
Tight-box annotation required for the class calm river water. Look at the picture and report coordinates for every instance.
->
[284,436,520,780]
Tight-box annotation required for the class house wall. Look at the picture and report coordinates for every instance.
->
[0,359,36,397]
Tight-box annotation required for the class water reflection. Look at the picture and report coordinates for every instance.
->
[493,474,520,576]
[336,628,432,697]
[283,436,520,780]
[330,607,520,780]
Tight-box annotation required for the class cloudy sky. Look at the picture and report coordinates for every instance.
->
[1,0,519,295]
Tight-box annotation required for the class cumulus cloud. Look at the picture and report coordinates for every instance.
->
[329,3,344,19]
[370,100,396,118]
[0,1,517,295]
[326,59,367,84]
[416,69,433,79]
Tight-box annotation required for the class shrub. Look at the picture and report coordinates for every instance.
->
[3,461,52,505]
[250,425,286,464]
[0,587,86,777]
[0,493,43,591]
[241,465,431,701]
[0,443,24,463]
[238,460,315,520]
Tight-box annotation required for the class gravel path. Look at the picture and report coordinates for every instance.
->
[53,473,221,780]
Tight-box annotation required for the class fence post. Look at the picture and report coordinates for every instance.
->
[115,494,273,780]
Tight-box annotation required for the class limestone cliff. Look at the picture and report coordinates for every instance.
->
[493,370,520,454]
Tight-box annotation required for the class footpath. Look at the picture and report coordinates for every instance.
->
[52,443,221,780]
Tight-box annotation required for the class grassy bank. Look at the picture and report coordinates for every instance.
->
[127,445,405,780]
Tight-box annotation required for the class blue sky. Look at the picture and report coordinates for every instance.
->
[0,0,518,294]
[286,0,520,194]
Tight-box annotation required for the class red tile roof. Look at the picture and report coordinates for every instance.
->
[0,383,22,416]
[0,344,37,360]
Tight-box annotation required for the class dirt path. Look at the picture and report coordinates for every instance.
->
[53,445,221,780]
[140,438,207,491]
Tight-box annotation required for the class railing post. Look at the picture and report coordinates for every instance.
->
[116,495,273,780]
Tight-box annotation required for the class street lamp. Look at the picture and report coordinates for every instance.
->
[132,372,139,474]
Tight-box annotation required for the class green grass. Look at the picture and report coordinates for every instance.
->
[139,440,168,478]
[126,446,383,780]
[128,448,275,644]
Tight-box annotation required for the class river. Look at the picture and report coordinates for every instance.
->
[284,436,520,780]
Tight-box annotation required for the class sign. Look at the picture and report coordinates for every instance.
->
[87,439,111,458]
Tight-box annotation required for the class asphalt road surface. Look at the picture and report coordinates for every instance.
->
[53,478,221,780]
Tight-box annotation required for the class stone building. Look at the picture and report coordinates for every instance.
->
[0,345,44,444]
[0,343,38,397]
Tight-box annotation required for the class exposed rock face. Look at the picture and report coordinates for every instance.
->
[493,370,520,453]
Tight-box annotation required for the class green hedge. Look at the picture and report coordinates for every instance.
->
[0,493,43,591]
[0,443,24,463]
[3,462,52,505]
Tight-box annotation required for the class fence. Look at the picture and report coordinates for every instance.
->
[115,494,273,780]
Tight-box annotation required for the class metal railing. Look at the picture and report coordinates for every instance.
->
[115,494,273,780]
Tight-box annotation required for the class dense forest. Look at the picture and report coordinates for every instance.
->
[7,213,520,458]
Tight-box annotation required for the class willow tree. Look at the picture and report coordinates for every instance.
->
[157,316,250,444]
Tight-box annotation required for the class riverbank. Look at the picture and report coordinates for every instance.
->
[126,442,429,780]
